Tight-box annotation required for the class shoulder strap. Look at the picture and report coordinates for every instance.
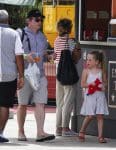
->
[21,28,25,42]
[64,36,69,50]
[21,28,31,51]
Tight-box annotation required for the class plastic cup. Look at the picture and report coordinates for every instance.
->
[34,52,40,62]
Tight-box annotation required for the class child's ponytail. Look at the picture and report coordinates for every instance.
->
[98,51,106,73]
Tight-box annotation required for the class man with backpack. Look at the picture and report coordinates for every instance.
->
[17,9,55,142]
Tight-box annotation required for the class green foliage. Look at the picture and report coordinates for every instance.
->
[0,1,42,29]
[35,0,42,9]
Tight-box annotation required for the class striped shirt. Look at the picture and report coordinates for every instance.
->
[0,24,24,82]
[54,35,75,64]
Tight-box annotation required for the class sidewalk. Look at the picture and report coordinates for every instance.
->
[0,106,116,150]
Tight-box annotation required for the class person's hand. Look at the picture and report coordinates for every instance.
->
[99,84,105,91]
[90,81,96,86]
[25,52,40,63]
[17,77,24,90]
[47,54,55,63]
[33,52,41,63]
[72,47,81,63]
[45,52,56,63]
[25,53,34,63]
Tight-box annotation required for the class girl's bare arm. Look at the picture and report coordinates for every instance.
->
[81,69,88,88]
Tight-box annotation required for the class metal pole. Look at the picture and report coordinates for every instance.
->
[53,0,55,6]
[57,0,59,5]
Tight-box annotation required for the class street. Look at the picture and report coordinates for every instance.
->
[0,106,116,150]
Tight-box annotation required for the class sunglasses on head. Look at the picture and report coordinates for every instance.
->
[34,18,43,22]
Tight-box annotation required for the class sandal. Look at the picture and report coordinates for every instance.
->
[98,137,107,143]
[78,131,85,142]
[18,134,27,141]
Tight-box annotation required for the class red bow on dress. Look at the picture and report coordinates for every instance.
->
[87,78,102,96]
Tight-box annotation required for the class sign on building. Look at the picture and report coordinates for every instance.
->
[108,61,116,108]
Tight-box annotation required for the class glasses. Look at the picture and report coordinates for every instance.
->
[34,18,43,22]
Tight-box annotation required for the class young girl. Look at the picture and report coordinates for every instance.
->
[79,51,109,143]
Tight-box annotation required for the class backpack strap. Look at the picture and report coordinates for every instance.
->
[21,28,31,51]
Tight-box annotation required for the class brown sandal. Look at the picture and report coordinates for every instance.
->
[78,132,85,142]
[98,137,107,143]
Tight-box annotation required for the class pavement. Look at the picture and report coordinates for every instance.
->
[0,106,116,150]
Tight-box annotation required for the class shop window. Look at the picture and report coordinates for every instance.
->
[79,0,111,41]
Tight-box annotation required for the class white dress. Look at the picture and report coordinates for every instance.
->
[80,71,109,116]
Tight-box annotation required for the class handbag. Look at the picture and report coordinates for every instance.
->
[57,48,79,85]
[25,63,40,90]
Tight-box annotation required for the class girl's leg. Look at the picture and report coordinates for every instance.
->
[97,114,103,138]
[80,115,93,132]
[97,114,107,143]
[79,115,93,140]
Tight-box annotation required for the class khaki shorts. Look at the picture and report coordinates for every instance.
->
[17,76,48,105]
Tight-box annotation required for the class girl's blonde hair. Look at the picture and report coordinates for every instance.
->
[89,50,106,72]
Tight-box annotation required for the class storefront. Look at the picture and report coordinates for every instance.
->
[72,0,116,138]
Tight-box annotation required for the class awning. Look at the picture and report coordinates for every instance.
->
[0,0,36,6]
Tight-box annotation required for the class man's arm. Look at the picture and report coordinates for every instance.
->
[16,55,24,78]
[15,55,24,89]
[15,31,24,89]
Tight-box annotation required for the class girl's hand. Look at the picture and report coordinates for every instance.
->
[98,83,105,91]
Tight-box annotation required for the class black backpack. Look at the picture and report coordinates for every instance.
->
[57,49,79,85]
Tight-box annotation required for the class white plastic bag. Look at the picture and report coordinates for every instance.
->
[25,63,40,91]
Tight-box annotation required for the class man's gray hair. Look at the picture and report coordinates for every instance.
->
[0,10,9,23]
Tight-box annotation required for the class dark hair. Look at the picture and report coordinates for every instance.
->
[57,18,72,35]
[27,9,45,19]
[89,50,105,70]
